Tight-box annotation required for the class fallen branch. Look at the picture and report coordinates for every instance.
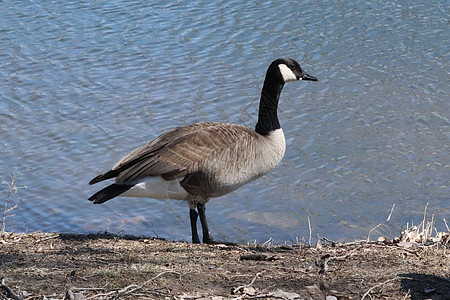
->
[0,277,23,300]
[361,277,398,300]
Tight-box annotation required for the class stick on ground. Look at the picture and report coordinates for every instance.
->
[1,277,24,300]
[232,271,265,295]
[361,277,398,300]
[86,271,181,300]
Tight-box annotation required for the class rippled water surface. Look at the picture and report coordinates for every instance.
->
[1,0,448,243]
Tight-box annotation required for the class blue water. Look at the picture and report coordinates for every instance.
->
[1,0,448,244]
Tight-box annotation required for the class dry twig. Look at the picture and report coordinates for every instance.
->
[86,271,181,299]
[31,233,60,244]
[232,270,265,295]
[306,209,312,246]
[1,175,27,233]
[320,247,360,274]
[367,203,395,242]
[367,242,419,256]
[0,277,23,300]
[361,276,398,300]
[443,219,449,232]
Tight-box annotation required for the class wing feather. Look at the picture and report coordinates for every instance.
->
[90,122,259,185]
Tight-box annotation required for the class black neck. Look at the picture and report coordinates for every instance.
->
[255,76,284,136]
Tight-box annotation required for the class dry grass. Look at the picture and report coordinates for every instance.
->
[399,203,450,245]
[0,230,448,300]
[1,174,27,233]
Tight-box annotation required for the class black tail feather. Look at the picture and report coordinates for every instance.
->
[89,169,120,185]
[88,184,132,204]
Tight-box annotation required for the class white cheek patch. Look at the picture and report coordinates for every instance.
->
[278,64,298,82]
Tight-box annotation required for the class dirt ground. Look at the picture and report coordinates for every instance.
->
[0,232,449,300]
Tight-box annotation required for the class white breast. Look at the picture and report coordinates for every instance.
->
[266,128,286,157]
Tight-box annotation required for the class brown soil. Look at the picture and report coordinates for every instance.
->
[0,232,449,300]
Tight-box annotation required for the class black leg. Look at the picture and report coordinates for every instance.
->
[189,208,200,244]
[197,203,214,244]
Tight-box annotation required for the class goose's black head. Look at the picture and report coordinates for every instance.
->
[256,58,318,135]
[269,58,318,84]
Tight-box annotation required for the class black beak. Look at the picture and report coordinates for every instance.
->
[301,73,318,81]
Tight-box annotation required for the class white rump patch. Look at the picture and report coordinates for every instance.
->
[278,64,298,82]
[119,176,189,201]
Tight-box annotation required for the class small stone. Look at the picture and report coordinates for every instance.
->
[326,296,338,300]
[378,236,386,243]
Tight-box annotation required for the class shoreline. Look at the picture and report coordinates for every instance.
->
[1,232,449,299]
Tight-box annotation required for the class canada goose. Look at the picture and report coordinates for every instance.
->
[88,58,317,243]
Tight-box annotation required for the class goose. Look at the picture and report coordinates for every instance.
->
[88,58,317,244]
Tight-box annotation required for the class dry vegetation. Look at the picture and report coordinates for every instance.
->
[0,229,448,300]
[1,175,27,234]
